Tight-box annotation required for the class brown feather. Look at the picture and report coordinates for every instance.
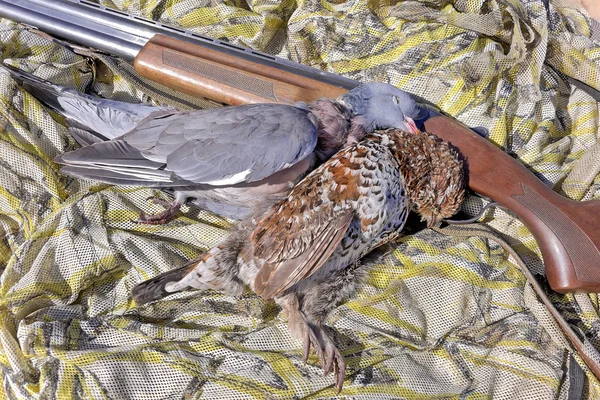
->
[254,211,353,299]
[368,128,465,225]
[131,255,204,305]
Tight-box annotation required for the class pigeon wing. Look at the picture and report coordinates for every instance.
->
[124,103,319,185]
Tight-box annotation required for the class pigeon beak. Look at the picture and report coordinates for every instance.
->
[404,116,420,134]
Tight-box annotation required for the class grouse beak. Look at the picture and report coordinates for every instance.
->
[404,116,420,134]
[425,213,439,228]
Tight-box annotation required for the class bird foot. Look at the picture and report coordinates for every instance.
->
[302,322,346,393]
[134,197,182,224]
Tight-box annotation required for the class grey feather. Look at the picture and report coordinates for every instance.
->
[132,261,200,305]
[59,166,182,187]
[57,141,165,169]
[64,119,106,146]
[120,104,319,185]
[0,63,168,141]
[189,199,254,220]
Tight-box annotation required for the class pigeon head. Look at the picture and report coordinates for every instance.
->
[338,83,430,132]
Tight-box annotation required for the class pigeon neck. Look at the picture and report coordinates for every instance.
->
[346,116,369,146]
[309,99,353,162]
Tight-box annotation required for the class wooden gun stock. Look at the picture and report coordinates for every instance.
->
[424,116,600,293]
[133,34,600,293]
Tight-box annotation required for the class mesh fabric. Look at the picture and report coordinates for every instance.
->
[1,0,600,398]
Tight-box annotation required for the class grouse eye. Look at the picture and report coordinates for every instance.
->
[392,95,400,105]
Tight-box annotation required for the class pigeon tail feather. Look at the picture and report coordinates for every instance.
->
[0,63,165,141]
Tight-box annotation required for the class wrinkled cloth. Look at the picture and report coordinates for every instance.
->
[1,0,600,398]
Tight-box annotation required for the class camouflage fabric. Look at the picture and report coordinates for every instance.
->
[1,0,600,398]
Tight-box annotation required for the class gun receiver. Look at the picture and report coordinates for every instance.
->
[1,0,599,293]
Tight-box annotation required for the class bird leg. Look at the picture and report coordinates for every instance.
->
[278,295,346,392]
[135,192,186,224]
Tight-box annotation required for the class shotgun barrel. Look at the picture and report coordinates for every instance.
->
[0,0,358,99]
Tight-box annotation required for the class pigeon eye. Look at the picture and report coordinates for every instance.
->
[392,96,400,105]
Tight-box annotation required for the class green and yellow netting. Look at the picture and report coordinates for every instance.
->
[1,0,600,398]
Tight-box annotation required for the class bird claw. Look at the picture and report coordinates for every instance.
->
[302,323,346,393]
[303,330,311,363]
[135,201,182,225]
[145,196,172,208]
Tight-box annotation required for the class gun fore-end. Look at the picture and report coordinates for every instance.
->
[424,115,600,293]
[133,34,349,105]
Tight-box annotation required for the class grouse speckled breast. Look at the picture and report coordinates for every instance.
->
[132,127,465,392]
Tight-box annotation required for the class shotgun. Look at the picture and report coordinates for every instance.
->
[1,0,599,295]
